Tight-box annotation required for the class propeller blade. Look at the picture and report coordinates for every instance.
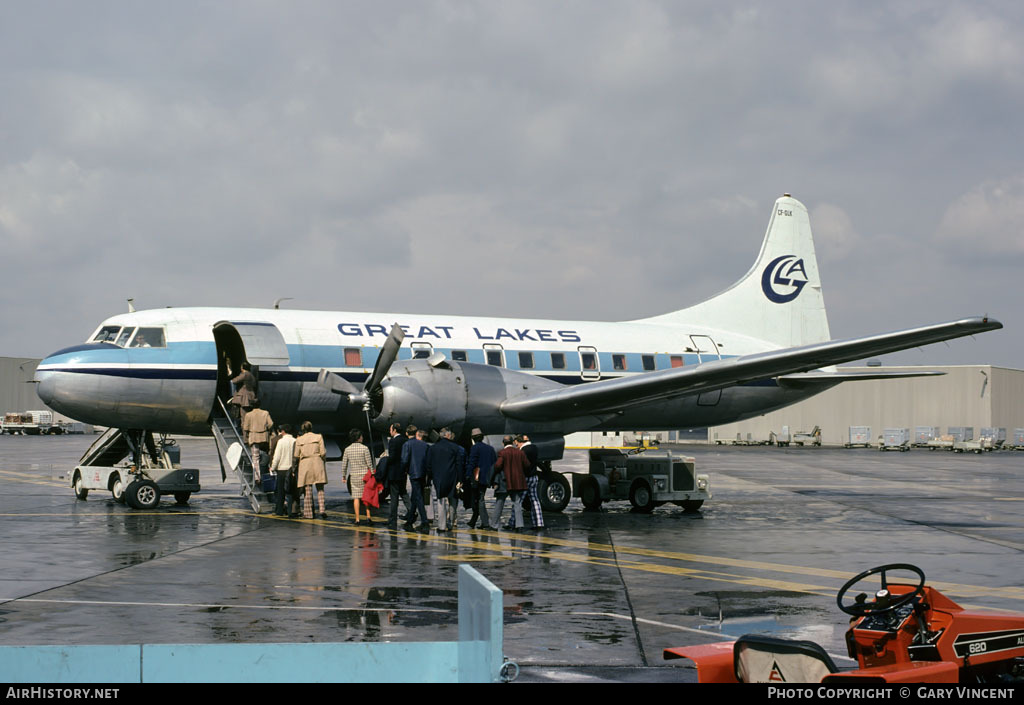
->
[316,368,358,396]
[364,323,405,397]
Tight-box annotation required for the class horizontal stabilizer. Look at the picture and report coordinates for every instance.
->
[500,317,1001,421]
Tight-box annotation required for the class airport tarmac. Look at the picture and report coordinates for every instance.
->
[0,435,1021,683]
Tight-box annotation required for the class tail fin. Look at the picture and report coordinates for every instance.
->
[637,195,831,348]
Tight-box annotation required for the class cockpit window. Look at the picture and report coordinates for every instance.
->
[130,327,166,348]
[92,326,122,343]
[115,327,137,347]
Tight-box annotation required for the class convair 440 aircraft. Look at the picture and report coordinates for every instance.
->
[36,195,1001,511]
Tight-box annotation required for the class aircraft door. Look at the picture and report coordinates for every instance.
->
[689,335,722,406]
[578,346,600,381]
[212,321,291,408]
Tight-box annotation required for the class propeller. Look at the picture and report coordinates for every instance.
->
[317,323,405,410]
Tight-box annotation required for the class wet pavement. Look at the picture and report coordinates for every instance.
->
[0,434,1021,683]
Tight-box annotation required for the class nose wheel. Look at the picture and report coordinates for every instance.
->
[125,479,161,510]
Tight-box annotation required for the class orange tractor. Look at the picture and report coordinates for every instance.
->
[665,563,1023,683]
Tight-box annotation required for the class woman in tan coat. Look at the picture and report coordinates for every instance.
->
[341,428,374,524]
[294,421,327,519]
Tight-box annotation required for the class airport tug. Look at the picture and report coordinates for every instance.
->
[665,564,1024,683]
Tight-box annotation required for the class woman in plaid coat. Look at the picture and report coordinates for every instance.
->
[341,428,374,524]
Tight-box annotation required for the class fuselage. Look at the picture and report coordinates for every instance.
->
[35,306,828,438]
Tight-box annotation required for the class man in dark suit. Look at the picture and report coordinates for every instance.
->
[425,427,466,532]
[466,428,496,529]
[385,423,410,530]
[401,427,430,531]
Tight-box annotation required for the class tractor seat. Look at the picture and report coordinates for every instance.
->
[734,635,840,683]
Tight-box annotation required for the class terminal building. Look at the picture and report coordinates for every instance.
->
[708,365,1024,447]
[0,357,46,419]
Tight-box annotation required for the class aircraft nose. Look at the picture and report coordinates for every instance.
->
[34,343,127,424]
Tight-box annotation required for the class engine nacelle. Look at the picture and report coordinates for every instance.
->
[372,358,563,437]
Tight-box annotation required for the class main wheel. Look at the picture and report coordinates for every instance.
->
[580,477,603,511]
[73,473,88,500]
[538,472,570,512]
[628,480,655,513]
[126,480,161,510]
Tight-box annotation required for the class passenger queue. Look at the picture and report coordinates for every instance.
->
[251,417,547,532]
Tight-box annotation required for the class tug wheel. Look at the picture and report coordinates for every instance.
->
[837,563,925,617]
[580,477,603,511]
[73,473,88,500]
[111,475,126,504]
[629,480,655,513]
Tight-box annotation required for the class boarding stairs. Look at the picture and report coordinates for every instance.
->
[80,427,133,467]
[210,398,268,514]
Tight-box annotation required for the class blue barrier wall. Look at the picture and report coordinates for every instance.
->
[0,565,503,684]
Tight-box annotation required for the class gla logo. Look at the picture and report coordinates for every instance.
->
[761,255,808,303]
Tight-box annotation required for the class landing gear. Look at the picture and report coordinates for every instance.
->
[125,479,161,510]
[538,469,571,512]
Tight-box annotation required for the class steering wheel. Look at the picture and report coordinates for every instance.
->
[836,563,926,617]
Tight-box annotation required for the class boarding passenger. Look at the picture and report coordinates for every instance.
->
[466,428,496,529]
[385,423,409,530]
[425,428,466,532]
[270,425,297,517]
[242,400,274,480]
[294,421,327,519]
[228,360,257,424]
[401,428,430,531]
[517,434,544,530]
[341,428,374,525]
[492,435,528,531]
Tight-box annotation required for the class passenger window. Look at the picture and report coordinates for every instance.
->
[551,352,566,369]
[344,348,362,366]
[92,326,121,343]
[518,352,534,369]
[412,349,430,359]
[451,350,468,362]
[642,355,656,371]
[612,354,627,371]
[670,355,684,368]
[486,350,503,367]
[131,327,166,348]
[115,327,136,347]
[581,353,597,370]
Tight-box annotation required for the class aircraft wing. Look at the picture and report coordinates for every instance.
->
[499,316,1001,421]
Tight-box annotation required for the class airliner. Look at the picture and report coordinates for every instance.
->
[34,194,1001,510]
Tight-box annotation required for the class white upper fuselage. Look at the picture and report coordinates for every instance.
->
[34,305,801,436]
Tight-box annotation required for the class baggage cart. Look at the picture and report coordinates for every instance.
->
[880,428,911,451]
[844,426,872,448]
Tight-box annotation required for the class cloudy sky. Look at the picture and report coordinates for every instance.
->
[2,1,1021,367]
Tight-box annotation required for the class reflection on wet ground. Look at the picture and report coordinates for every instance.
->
[0,435,1021,682]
